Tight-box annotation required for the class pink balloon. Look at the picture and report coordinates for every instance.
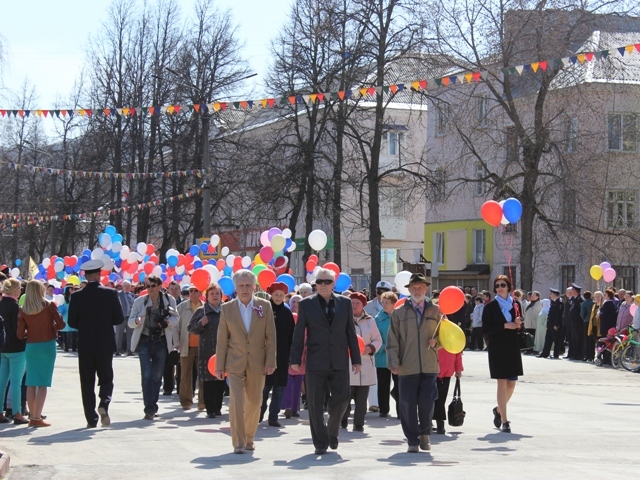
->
[260,246,274,263]
[630,304,637,316]
[260,230,271,247]
[603,267,617,283]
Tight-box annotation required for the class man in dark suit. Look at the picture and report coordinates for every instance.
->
[68,259,125,427]
[290,268,361,455]
[538,288,564,359]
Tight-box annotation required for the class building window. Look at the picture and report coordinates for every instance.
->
[435,102,449,136]
[381,248,398,276]
[477,95,488,127]
[606,190,636,229]
[387,131,404,156]
[472,229,486,264]
[560,265,575,291]
[504,223,517,233]
[612,266,636,292]
[433,168,447,201]
[506,126,518,162]
[474,162,487,196]
[562,189,577,227]
[435,232,445,265]
[503,265,517,285]
[608,113,637,152]
[379,186,405,217]
[565,116,578,153]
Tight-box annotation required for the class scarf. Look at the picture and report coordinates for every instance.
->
[525,298,539,311]
[495,294,514,322]
[540,298,551,314]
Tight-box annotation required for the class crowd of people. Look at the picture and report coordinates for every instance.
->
[5,257,629,454]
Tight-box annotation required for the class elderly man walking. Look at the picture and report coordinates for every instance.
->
[290,268,362,455]
[387,273,442,453]
[215,270,276,454]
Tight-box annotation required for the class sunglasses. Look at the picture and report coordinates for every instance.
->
[494,283,508,289]
[316,279,334,285]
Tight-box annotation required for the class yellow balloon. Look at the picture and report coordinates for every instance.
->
[590,265,603,281]
[438,319,466,354]
[254,253,265,265]
[67,275,81,286]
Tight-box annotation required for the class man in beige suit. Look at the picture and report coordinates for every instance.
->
[216,270,276,454]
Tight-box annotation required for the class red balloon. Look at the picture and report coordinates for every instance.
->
[207,354,217,376]
[257,269,276,290]
[293,313,298,323]
[234,256,243,267]
[309,254,319,263]
[305,260,316,272]
[144,263,154,275]
[481,200,503,227]
[146,244,155,255]
[68,255,78,267]
[323,262,340,277]
[140,288,148,296]
[191,268,212,292]
[149,254,159,264]
[216,259,226,271]
[357,335,365,354]
[394,297,407,309]
[177,254,186,267]
[438,286,466,315]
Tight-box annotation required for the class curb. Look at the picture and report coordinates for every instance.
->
[0,449,10,478]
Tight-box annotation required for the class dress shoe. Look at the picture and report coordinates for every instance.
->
[379,412,389,417]
[329,436,339,450]
[13,413,29,425]
[284,408,292,418]
[292,412,300,418]
[353,425,364,433]
[314,448,328,455]
[340,420,348,429]
[87,423,97,428]
[268,420,282,427]
[407,445,419,453]
[29,418,51,427]
[419,434,431,451]
[98,407,110,427]
[234,447,245,454]
[144,414,155,420]
[436,426,446,435]
[245,442,255,451]
[492,407,501,428]
[214,411,222,416]
[162,392,172,396]
[206,413,216,418]
[368,406,379,412]
[535,354,548,358]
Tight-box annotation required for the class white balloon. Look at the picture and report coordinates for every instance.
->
[203,264,220,282]
[308,229,328,251]
[50,279,61,288]
[136,242,147,255]
[282,228,292,239]
[10,267,20,278]
[42,258,51,268]
[152,266,162,277]
[175,265,185,275]
[287,242,297,253]
[54,294,65,306]
[91,248,104,260]
[123,271,132,279]
[102,259,115,271]
[127,252,138,263]
[306,272,316,283]
[499,200,509,225]
[221,246,230,257]
[99,233,112,248]
[226,254,236,268]
[241,256,252,268]
[53,262,64,273]
[119,246,130,261]
[111,241,122,253]
[394,270,413,296]
[270,234,286,252]
[166,248,179,259]
[180,275,191,287]
[210,235,220,247]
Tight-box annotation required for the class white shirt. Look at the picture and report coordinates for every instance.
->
[237,297,254,333]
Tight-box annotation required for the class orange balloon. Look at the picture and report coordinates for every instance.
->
[481,200,503,227]
[191,268,211,292]
[357,334,365,354]
[293,312,298,323]
[438,286,465,315]
[257,269,277,290]
[394,297,407,309]
[207,354,217,375]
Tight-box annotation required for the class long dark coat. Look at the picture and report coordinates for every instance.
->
[188,302,222,382]
[265,300,295,388]
[482,298,524,379]
[598,300,617,336]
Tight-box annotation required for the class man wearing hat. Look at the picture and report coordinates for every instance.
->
[567,283,584,360]
[538,288,564,359]
[386,273,442,453]
[67,259,125,427]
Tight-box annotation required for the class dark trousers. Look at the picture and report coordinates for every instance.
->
[564,320,573,357]
[341,385,369,427]
[571,319,584,359]
[163,351,178,394]
[63,332,78,352]
[433,376,451,427]
[261,384,286,422]
[138,336,168,416]
[541,326,563,358]
[78,352,114,425]
[470,327,485,350]
[202,380,225,415]
[305,368,350,450]
[585,330,596,361]
[376,368,399,416]
[398,373,438,446]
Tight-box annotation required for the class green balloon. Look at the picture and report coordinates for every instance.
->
[252,264,267,275]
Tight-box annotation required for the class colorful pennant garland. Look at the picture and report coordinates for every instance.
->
[0,189,201,227]
[0,161,204,180]
[1,43,637,118]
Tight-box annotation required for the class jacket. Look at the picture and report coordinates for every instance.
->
[386,300,442,376]
[17,301,65,343]
[523,300,542,329]
[617,302,633,331]
[349,312,382,386]
[472,303,484,328]
[588,303,601,337]
[176,300,203,357]
[437,348,463,378]
[0,296,25,353]
[547,298,564,329]
[581,299,594,323]
[128,293,179,353]
[216,296,277,375]
[374,310,391,368]
[188,302,221,382]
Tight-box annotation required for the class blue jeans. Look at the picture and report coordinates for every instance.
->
[398,373,438,446]
[261,384,286,422]
[137,335,168,416]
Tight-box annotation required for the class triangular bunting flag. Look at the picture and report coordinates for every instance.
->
[515,65,524,74]
[626,45,634,54]
[585,52,594,61]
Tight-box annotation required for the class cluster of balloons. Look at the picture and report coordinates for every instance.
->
[304,253,351,291]
[590,262,617,283]
[480,197,523,227]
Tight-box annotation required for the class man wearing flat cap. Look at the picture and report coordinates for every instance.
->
[386,273,442,453]
[68,259,125,427]
[538,288,564,359]
[567,283,584,360]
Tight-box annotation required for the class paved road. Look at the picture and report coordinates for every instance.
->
[1,350,639,479]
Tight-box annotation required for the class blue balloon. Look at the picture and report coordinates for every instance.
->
[38,265,46,274]
[83,249,91,257]
[200,243,209,253]
[285,238,293,250]
[161,273,167,281]
[73,263,81,272]
[167,255,179,267]
[160,264,167,272]
[143,255,150,262]
[502,197,523,224]
[223,266,232,277]
[56,271,65,280]
[189,245,200,257]
[105,225,116,236]
[139,272,146,282]
[15,259,21,266]
[114,259,122,268]
[276,274,296,293]
[334,272,352,292]
[219,276,235,296]
[174,274,183,281]
[55,258,64,264]
[109,273,117,281]
[113,234,123,243]
[65,266,73,274]
[194,260,203,269]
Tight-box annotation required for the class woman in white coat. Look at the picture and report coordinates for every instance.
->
[523,291,542,354]
[534,299,550,353]
[340,292,382,433]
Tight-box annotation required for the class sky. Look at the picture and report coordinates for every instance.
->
[0,0,293,109]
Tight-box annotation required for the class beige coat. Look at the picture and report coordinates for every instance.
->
[523,300,543,330]
[349,312,383,386]
[216,297,277,375]
[176,300,203,357]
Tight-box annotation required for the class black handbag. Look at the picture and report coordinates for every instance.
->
[518,331,535,350]
[447,377,465,427]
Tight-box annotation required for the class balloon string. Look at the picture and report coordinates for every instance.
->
[427,315,445,350]
[497,225,514,287]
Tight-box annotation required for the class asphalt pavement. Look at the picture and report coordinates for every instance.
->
[1,350,639,479]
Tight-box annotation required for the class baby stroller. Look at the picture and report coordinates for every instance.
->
[595,328,624,368]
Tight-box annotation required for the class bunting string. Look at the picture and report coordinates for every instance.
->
[0,161,204,180]
[0,189,201,226]
[1,43,638,118]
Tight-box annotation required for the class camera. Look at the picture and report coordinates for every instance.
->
[147,306,170,340]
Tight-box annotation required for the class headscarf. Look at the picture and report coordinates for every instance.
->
[540,298,551,314]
